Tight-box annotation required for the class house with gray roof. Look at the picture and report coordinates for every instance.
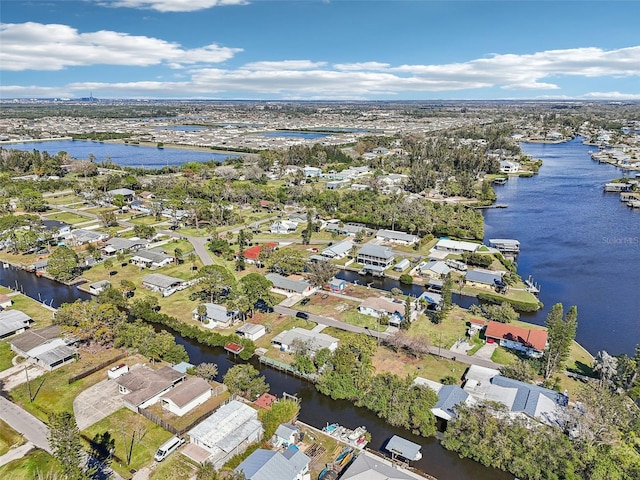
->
[413,376,474,422]
[142,273,184,296]
[265,273,314,296]
[131,248,174,269]
[115,365,185,411]
[357,244,395,271]
[0,310,33,339]
[41,219,71,238]
[464,268,504,288]
[376,229,419,245]
[89,280,111,295]
[235,447,310,480]
[273,423,299,447]
[188,400,263,470]
[107,188,135,202]
[103,237,148,255]
[271,328,338,354]
[159,376,213,417]
[386,435,422,461]
[324,221,367,236]
[9,325,77,371]
[192,303,241,328]
[321,239,353,259]
[70,229,109,246]
[417,260,451,278]
[236,323,266,341]
[340,451,423,480]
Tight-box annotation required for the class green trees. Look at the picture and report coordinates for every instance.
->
[18,188,47,212]
[306,260,336,289]
[191,265,237,304]
[55,299,126,345]
[265,247,306,275]
[223,364,269,400]
[46,245,79,282]
[114,321,189,364]
[543,303,578,379]
[238,273,274,318]
[48,412,92,480]
[133,224,156,239]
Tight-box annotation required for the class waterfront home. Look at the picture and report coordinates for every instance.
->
[375,229,419,245]
[433,238,481,254]
[489,238,520,254]
[70,228,109,246]
[464,268,505,289]
[417,260,451,278]
[357,244,395,271]
[273,423,300,448]
[463,365,567,426]
[29,259,48,272]
[159,376,213,417]
[393,258,411,272]
[358,297,405,326]
[321,239,353,260]
[269,220,298,234]
[186,400,263,470]
[235,447,310,480]
[604,182,632,193]
[265,273,314,296]
[236,323,266,341]
[192,303,241,328]
[89,280,111,295]
[141,273,184,296]
[417,291,443,311]
[102,237,148,255]
[413,377,474,422]
[0,293,12,309]
[9,325,77,371]
[0,310,32,339]
[484,321,547,358]
[130,248,174,269]
[327,277,347,292]
[340,451,423,480]
[115,365,185,411]
[467,318,486,336]
[499,160,521,173]
[271,327,339,354]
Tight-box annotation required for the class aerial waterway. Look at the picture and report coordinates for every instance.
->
[0,266,509,480]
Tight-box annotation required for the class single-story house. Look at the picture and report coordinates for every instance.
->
[0,309,33,339]
[303,166,322,178]
[69,229,109,246]
[375,229,419,245]
[265,273,315,296]
[142,273,184,296]
[9,325,77,371]
[417,261,451,278]
[273,423,299,448]
[41,219,71,238]
[235,447,310,480]
[324,221,367,236]
[325,180,350,190]
[464,269,505,288]
[413,377,475,422]
[160,376,212,417]
[236,323,267,341]
[357,244,395,269]
[102,237,148,255]
[463,365,568,426]
[321,239,353,259]
[270,220,298,234]
[187,400,264,470]
[243,243,278,265]
[489,239,520,254]
[107,188,135,202]
[358,297,405,326]
[393,258,411,272]
[192,303,241,328]
[130,200,152,214]
[417,291,443,311]
[115,365,185,411]
[271,328,339,354]
[434,239,481,254]
[30,259,48,272]
[0,293,12,309]
[484,321,548,358]
[327,277,346,292]
[89,280,111,295]
[340,451,421,480]
[467,318,486,336]
[130,249,174,269]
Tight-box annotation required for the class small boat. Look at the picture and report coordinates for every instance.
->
[322,423,339,433]
[348,426,367,441]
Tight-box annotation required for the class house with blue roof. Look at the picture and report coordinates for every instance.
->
[235,447,310,480]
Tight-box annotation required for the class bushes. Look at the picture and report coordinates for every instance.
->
[399,274,413,285]
[477,293,540,312]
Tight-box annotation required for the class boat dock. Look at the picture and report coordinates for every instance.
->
[321,423,368,450]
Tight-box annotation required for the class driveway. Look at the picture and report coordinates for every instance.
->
[473,343,498,361]
[73,379,124,430]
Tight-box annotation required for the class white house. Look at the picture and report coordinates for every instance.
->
[115,365,185,411]
[130,249,174,269]
[499,160,520,173]
[265,273,315,296]
[0,293,13,309]
[273,423,299,448]
[303,166,322,178]
[417,261,451,278]
[0,310,32,339]
[271,328,339,354]
[433,238,481,254]
[375,229,419,245]
[188,400,264,470]
[270,220,298,234]
[235,447,310,480]
[160,376,212,417]
[142,273,184,296]
[89,280,111,295]
[358,297,405,327]
[192,303,241,328]
[236,323,266,341]
[357,244,395,272]
[321,239,353,260]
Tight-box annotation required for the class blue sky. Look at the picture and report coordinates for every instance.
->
[1,0,639,100]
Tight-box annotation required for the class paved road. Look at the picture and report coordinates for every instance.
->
[0,396,51,454]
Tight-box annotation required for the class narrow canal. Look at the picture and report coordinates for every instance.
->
[0,266,509,480]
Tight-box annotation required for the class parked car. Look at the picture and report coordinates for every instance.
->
[296,311,309,320]
[300,298,310,306]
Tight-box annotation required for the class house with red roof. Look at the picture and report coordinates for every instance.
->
[242,243,278,265]
[484,321,548,358]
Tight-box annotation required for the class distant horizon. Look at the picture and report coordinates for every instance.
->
[2,1,639,101]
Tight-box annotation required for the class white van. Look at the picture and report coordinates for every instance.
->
[154,436,184,462]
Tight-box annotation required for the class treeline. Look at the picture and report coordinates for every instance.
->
[0,147,68,175]
[72,132,133,140]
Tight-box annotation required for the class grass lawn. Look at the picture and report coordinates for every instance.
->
[82,408,173,480]
[253,315,314,350]
[339,310,378,329]
[0,341,16,371]
[408,306,470,349]
[491,347,518,365]
[7,294,56,326]
[0,449,62,480]
[45,193,83,205]
[149,453,197,480]
[0,419,25,456]
[0,286,11,294]
[42,211,91,225]
[296,425,347,479]
[128,215,163,226]
[9,348,127,423]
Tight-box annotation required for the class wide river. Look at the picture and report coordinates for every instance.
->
[484,138,639,356]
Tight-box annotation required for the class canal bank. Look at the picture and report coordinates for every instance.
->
[0,265,509,480]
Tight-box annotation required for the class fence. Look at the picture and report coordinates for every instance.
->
[68,352,127,384]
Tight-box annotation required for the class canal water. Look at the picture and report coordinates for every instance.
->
[0,266,508,480]
[484,138,640,356]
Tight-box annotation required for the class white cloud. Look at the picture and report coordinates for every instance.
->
[333,62,390,71]
[241,60,328,71]
[0,22,242,71]
[581,91,640,100]
[101,0,247,13]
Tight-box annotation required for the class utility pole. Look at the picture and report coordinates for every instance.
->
[25,365,33,402]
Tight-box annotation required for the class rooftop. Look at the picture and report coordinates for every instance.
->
[484,321,548,352]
